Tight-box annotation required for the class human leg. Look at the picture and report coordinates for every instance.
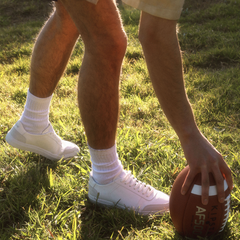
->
[20,1,79,133]
[56,0,169,214]
[6,2,80,160]
[60,0,127,150]
[59,0,127,182]
[29,1,79,98]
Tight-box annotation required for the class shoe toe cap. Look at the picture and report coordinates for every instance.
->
[61,140,80,157]
[141,191,169,214]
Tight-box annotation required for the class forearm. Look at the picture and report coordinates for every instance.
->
[152,67,198,139]
[143,31,200,141]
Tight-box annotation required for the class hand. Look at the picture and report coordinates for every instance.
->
[180,131,233,205]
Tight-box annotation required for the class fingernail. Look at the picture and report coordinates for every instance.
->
[203,199,208,205]
[181,190,186,195]
[220,197,225,203]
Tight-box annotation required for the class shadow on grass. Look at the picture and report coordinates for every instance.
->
[0,159,57,239]
[79,203,233,239]
[80,199,185,239]
[79,201,158,239]
[0,155,235,239]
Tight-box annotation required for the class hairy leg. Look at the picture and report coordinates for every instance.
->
[29,1,79,98]
[59,0,127,149]
[6,2,81,160]
[32,2,172,214]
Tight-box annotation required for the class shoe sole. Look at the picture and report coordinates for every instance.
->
[88,193,123,209]
[88,193,169,215]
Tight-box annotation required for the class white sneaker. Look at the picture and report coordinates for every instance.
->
[88,171,169,215]
[6,120,80,161]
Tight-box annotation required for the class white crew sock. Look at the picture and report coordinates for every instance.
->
[20,90,52,134]
[89,144,126,185]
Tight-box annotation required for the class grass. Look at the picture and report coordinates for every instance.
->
[0,0,239,239]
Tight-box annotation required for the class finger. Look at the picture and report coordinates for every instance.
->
[181,170,195,195]
[201,169,209,205]
[221,164,233,191]
[212,168,225,203]
[225,172,233,191]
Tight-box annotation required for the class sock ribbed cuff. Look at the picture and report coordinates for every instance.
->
[89,144,118,164]
[26,90,53,112]
[20,89,53,134]
[89,144,125,184]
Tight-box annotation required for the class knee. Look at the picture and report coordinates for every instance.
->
[107,30,128,62]
[87,29,127,64]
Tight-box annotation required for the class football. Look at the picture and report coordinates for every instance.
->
[169,166,231,239]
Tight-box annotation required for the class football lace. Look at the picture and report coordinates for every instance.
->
[219,194,231,232]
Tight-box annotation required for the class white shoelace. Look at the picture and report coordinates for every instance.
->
[120,171,154,197]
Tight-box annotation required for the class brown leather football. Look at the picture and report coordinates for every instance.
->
[170,166,231,239]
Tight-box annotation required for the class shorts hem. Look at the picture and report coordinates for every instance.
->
[122,0,184,20]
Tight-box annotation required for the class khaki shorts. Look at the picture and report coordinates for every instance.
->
[86,0,184,20]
